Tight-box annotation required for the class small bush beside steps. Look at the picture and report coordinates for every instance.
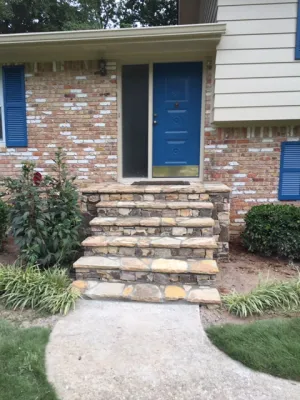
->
[242,204,300,260]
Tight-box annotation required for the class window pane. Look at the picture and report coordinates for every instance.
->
[122,65,149,178]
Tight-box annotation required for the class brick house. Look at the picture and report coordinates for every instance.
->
[1,0,300,302]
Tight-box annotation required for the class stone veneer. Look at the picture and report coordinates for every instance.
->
[81,183,230,259]
[75,281,221,304]
[74,256,218,286]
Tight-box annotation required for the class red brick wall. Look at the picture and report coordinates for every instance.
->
[204,125,300,236]
[0,60,118,184]
[1,59,299,237]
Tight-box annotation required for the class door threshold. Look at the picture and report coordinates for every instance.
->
[119,178,202,184]
[132,180,190,186]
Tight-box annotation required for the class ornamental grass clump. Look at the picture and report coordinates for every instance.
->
[223,279,300,318]
[0,264,80,315]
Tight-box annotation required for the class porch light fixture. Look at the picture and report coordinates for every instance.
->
[206,59,212,70]
[99,59,107,76]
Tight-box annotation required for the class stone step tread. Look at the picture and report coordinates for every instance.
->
[73,280,221,305]
[96,201,213,209]
[82,182,230,194]
[74,256,219,275]
[90,216,215,228]
[82,235,218,249]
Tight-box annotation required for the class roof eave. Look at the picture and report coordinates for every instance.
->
[0,23,226,45]
[0,24,226,63]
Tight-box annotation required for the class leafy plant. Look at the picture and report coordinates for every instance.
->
[43,150,82,267]
[0,199,9,251]
[223,279,300,318]
[242,204,300,259]
[0,264,80,315]
[3,149,82,268]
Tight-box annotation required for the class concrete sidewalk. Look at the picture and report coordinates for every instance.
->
[46,300,300,400]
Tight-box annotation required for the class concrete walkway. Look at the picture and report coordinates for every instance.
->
[46,300,300,400]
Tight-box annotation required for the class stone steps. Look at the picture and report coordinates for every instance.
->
[74,256,218,285]
[78,182,231,306]
[90,216,215,237]
[73,280,221,305]
[96,201,213,218]
[82,235,218,259]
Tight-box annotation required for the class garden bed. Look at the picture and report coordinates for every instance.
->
[202,241,300,329]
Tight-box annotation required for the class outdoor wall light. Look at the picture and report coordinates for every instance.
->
[99,59,107,76]
[207,59,213,70]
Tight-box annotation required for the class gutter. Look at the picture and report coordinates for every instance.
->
[0,23,226,45]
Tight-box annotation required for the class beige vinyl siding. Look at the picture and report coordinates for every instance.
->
[218,3,296,20]
[223,19,297,35]
[214,0,300,123]
[215,92,300,107]
[215,107,300,121]
[216,63,300,78]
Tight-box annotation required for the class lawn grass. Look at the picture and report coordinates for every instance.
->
[206,318,300,381]
[0,319,58,400]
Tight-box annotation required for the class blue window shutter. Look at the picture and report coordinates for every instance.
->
[3,65,27,147]
[279,142,300,200]
[296,0,300,59]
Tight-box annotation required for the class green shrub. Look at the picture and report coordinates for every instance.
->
[0,199,9,251]
[242,204,300,259]
[223,279,300,318]
[0,265,80,314]
[3,149,82,268]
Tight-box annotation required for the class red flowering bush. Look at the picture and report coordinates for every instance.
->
[4,150,82,268]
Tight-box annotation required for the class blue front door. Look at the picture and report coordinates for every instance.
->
[153,62,202,178]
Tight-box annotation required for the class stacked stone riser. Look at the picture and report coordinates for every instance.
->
[84,246,215,259]
[99,193,211,202]
[97,207,212,218]
[76,269,216,286]
[91,226,214,237]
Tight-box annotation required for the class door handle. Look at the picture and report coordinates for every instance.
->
[153,120,158,125]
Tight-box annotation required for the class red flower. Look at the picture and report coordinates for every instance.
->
[33,172,42,186]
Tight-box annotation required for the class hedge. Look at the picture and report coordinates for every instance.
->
[242,204,300,260]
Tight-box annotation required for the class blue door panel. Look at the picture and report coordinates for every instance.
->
[153,62,202,171]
